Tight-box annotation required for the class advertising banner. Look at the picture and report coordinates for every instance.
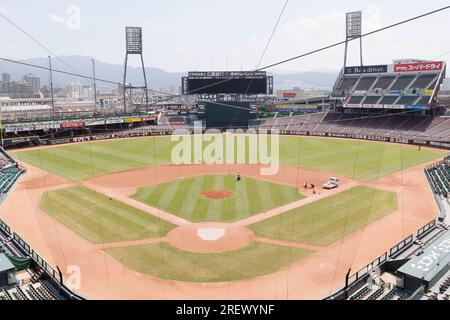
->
[5,126,35,133]
[282,92,297,98]
[344,104,363,108]
[60,122,85,129]
[362,104,383,109]
[394,61,443,73]
[124,117,142,123]
[422,89,434,95]
[406,104,427,110]
[384,104,404,109]
[85,120,106,126]
[344,65,387,74]
[105,118,124,124]
[2,136,39,147]
[142,116,157,122]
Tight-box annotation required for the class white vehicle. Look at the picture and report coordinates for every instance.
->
[323,177,339,189]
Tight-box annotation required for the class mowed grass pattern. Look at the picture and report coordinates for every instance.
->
[105,242,311,282]
[40,186,176,244]
[250,186,397,246]
[13,136,446,181]
[279,136,445,181]
[130,175,305,222]
[14,137,175,180]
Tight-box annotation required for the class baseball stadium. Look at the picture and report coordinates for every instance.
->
[0,4,450,302]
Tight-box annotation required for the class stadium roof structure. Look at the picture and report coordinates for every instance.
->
[397,229,450,283]
[0,253,15,274]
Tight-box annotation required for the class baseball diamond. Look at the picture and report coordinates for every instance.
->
[1,4,450,303]
[0,133,447,299]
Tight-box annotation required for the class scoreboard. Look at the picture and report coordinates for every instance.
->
[182,71,273,95]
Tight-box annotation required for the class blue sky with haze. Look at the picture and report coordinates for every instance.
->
[0,0,449,72]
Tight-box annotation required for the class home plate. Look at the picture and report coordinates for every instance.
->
[197,228,225,241]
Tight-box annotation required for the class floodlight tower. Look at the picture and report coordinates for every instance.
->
[123,26,149,113]
[343,11,363,68]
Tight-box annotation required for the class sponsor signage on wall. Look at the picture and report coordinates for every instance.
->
[345,103,406,109]
[344,64,387,74]
[282,92,297,98]
[393,61,443,73]
[344,104,363,108]
[384,104,405,109]
[362,104,383,109]
[85,120,106,126]
[406,104,427,110]
[142,116,157,121]
[60,122,85,129]
[5,126,35,132]
[105,118,124,124]
[2,136,39,147]
[124,117,142,123]
[272,104,318,112]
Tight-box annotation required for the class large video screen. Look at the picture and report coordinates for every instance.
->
[204,101,256,128]
[186,78,267,94]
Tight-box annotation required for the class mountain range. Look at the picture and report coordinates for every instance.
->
[0,55,338,92]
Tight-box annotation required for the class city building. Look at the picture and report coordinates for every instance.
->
[65,81,83,98]
[10,80,32,99]
[1,73,11,82]
[23,73,41,94]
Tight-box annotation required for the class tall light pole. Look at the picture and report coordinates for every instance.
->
[48,56,55,119]
[123,26,149,113]
[92,58,97,115]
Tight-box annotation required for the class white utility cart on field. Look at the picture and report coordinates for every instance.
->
[323,177,339,189]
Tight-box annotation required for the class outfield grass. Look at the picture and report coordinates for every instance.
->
[130,174,304,222]
[13,137,175,180]
[105,242,311,282]
[40,186,176,244]
[250,186,397,246]
[13,135,446,181]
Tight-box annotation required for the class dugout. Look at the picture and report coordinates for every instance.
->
[396,229,450,292]
[0,253,16,287]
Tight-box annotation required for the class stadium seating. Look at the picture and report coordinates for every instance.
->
[372,76,396,89]
[347,96,364,104]
[426,160,450,198]
[439,275,450,294]
[396,95,419,105]
[378,96,399,105]
[258,112,450,143]
[0,166,25,195]
[335,77,358,94]
[362,96,382,104]
[349,284,372,300]
[355,76,377,90]
[0,281,60,301]
[415,95,432,105]
[381,288,398,300]
[410,74,437,89]
[390,75,415,90]
[366,285,386,300]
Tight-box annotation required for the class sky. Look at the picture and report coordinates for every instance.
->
[0,0,449,73]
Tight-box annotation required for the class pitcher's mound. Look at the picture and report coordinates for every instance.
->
[201,190,234,199]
